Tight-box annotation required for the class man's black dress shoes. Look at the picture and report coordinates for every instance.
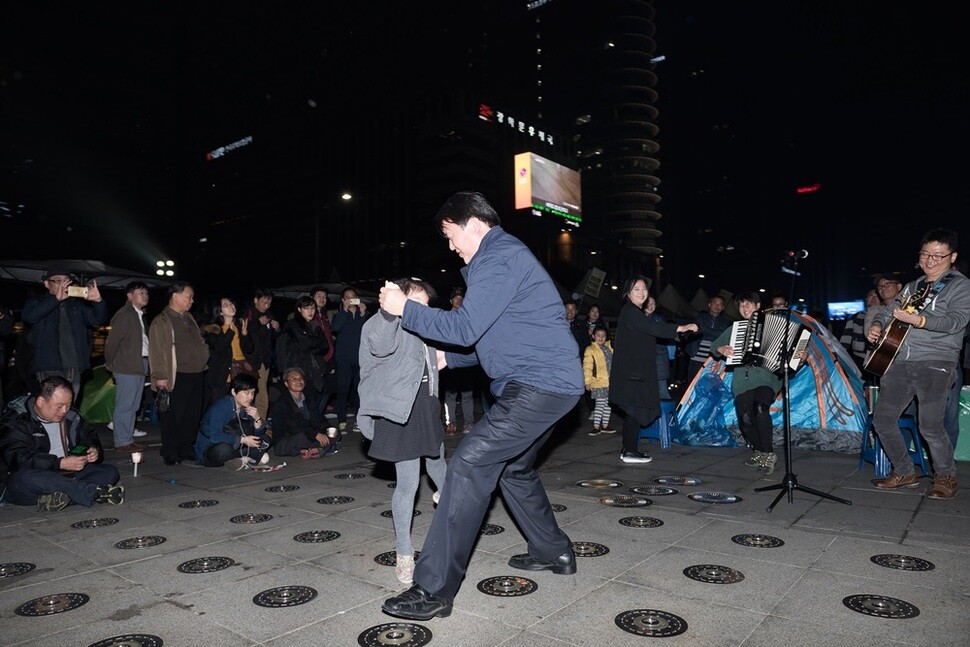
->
[382,584,453,620]
[508,548,577,575]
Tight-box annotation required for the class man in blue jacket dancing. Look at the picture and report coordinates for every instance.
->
[379,191,584,620]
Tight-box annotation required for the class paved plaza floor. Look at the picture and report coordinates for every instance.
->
[1,413,968,646]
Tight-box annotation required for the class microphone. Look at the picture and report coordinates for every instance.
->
[786,249,809,260]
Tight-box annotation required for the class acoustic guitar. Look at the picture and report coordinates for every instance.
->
[863,284,932,376]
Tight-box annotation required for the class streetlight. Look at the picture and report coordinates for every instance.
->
[156,260,175,277]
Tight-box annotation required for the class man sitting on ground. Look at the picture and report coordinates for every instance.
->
[0,376,123,511]
[269,367,340,458]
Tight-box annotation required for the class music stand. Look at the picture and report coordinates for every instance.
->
[754,253,852,512]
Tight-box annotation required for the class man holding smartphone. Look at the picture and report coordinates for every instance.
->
[331,287,368,431]
[21,266,107,400]
[0,376,123,511]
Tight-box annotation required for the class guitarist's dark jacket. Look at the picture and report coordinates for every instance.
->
[869,270,970,364]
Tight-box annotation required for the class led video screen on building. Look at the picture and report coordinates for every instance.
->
[514,152,582,226]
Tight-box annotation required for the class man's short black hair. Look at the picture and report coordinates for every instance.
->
[168,280,193,297]
[253,287,273,299]
[735,291,761,307]
[126,281,148,293]
[434,191,501,232]
[921,227,958,252]
[38,375,73,400]
[230,372,258,393]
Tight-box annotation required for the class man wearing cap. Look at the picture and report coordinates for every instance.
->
[104,282,151,452]
[21,266,107,400]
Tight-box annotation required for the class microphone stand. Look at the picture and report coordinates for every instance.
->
[754,253,852,512]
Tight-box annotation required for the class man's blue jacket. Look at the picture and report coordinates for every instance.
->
[401,226,584,398]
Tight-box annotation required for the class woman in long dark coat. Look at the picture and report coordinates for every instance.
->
[609,275,698,464]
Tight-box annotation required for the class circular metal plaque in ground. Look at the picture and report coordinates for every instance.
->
[575,478,623,489]
[15,593,89,616]
[253,585,318,608]
[335,472,366,480]
[71,518,119,529]
[178,499,219,508]
[479,523,505,535]
[615,609,688,638]
[265,484,300,493]
[317,495,354,505]
[177,556,235,574]
[843,594,920,619]
[572,541,610,557]
[599,494,652,507]
[654,475,703,486]
[357,622,432,647]
[230,513,274,524]
[87,635,163,647]
[731,533,785,548]
[630,485,678,496]
[688,492,742,504]
[870,554,935,571]
[115,535,167,550]
[619,516,664,528]
[381,509,421,518]
[294,530,340,543]
[374,551,421,567]
[0,562,36,579]
[684,564,745,584]
[477,575,538,597]
[550,503,567,512]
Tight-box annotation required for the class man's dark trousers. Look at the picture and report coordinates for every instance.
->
[3,463,120,507]
[413,381,579,599]
[160,371,204,463]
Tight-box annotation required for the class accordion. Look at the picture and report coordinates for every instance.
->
[725,311,811,376]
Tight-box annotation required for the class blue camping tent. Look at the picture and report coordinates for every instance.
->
[674,311,870,454]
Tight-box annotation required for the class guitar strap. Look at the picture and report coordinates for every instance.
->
[912,272,956,313]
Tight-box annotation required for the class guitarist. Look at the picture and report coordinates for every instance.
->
[866,228,970,500]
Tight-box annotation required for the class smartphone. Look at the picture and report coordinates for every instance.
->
[349,298,360,306]
[68,444,89,456]
[67,285,89,298]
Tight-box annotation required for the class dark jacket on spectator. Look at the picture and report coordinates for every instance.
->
[0,394,105,487]
[331,309,367,361]
[269,389,324,450]
[242,306,277,372]
[609,302,680,425]
[21,293,107,373]
[201,322,255,391]
[277,319,330,392]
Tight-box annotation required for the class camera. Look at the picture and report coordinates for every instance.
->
[348,298,360,306]
[67,285,89,298]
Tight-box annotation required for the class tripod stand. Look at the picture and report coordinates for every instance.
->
[754,252,853,512]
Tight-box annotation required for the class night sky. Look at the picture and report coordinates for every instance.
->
[1,2,966,313]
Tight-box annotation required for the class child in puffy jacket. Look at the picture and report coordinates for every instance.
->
[583,326,616,435]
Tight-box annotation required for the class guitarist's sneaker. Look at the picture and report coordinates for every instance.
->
[871,471,918,489]
[927,475,958,499]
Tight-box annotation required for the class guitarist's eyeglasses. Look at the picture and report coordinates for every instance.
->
[917,251,954,262]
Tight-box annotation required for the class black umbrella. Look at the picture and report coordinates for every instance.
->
[0,259,171,289]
